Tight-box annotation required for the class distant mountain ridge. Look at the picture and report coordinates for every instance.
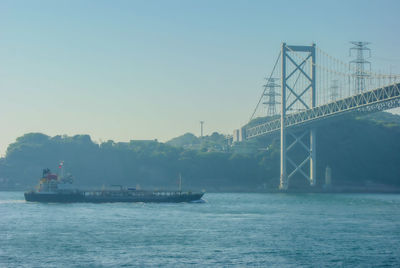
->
[0,112,400,192]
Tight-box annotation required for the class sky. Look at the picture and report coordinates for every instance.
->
[0,0,400,155]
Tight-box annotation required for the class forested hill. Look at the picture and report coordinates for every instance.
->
[0,112,400,192]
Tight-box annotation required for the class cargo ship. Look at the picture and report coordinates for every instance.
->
[24,167,204,203]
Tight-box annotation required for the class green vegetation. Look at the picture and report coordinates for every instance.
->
[167,132,229,152]
[1,112,400,192]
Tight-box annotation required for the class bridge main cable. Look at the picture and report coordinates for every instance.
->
[249,51,281,122]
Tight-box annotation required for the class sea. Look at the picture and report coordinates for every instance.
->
[1,192,400,267]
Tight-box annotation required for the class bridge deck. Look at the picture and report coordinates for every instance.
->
[245,83,400,139]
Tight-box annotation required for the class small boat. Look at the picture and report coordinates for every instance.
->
[24,166,204,203]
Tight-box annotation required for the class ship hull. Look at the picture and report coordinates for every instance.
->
[24,192,85,203]
[84,193,204,203]
[24,191,204,203]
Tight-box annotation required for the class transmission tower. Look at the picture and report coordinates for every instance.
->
[349,41,371,94]
[330,79,339,101]
[262,78,280,116]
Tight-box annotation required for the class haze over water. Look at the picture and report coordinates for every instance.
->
[1,192,400,267]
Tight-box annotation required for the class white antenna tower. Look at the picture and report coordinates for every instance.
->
[200,121,204,138]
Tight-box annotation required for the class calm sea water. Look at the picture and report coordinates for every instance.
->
[1,192,400,267]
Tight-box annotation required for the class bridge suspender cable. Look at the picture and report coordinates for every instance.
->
[249,51,281,122]
[244,43,400,191]
[248,44,400,127]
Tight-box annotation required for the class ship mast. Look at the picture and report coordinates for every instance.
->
[179,173,182,192]
[59,161,64,180]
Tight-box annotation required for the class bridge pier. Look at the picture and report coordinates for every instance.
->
[279,121,288,190]
[310,128,316,186]
[280,129,316,189]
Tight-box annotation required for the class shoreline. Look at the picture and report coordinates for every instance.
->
[2,188,400,194]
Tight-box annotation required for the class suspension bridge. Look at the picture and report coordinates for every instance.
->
[236,43,400,190]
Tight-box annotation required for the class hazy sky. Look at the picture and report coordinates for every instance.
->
[1,0,400,155]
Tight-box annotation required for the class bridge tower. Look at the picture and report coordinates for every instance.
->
[280,43,316,190]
